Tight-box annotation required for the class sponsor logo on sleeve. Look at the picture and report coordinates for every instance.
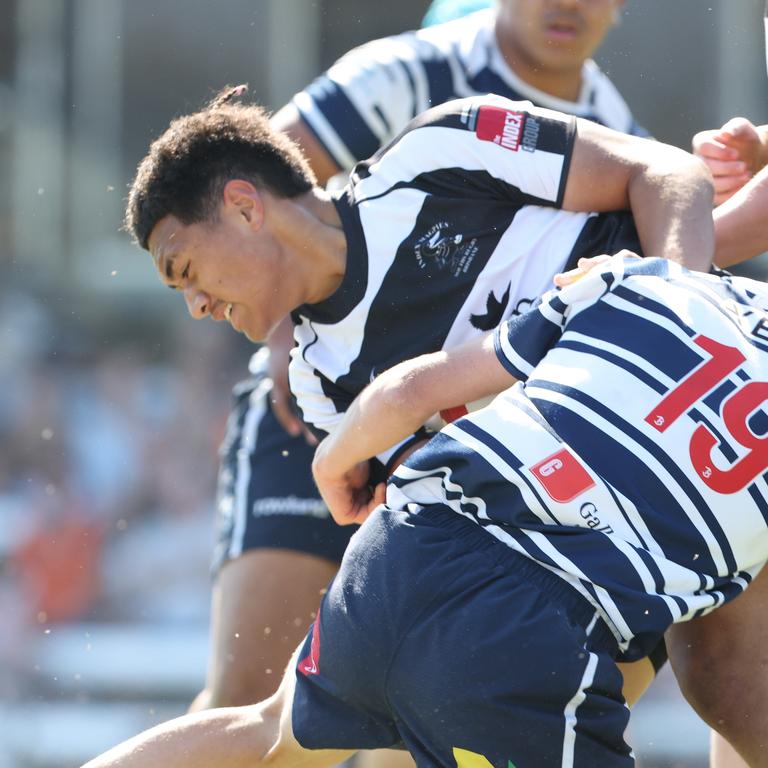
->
[530,447,595,503]
[475,106,541,153]
[476,106,525,151]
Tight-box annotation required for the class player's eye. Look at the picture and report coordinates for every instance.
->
[181,262,191,280]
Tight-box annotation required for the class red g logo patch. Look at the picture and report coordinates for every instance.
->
[530,447,595,503]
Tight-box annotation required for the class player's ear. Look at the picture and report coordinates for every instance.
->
[222,179,265,231]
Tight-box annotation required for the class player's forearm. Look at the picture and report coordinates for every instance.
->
[628,149,715,272]
[314,334,512,480]
[564,123,714,271]
[82,707,263,768]
[313,358,441,481]
[714,164,768,267]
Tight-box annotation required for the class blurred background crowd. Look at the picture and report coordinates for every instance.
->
[0,1,767,766]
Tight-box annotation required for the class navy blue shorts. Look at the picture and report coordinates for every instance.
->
[211,373,356,575]
[292,505,634,767]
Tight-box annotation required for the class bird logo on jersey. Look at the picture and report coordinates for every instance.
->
[471,283,511,331]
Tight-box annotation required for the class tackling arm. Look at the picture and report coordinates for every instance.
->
[312,333,516,524]
[563,119,715,272]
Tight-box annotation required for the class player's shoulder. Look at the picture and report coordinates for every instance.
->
[606,257,768,318]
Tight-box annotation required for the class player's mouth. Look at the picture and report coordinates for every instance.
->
[210,300,236,326]
[224,302,242,332]
[544,15,582,42]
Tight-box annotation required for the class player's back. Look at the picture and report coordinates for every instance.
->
[526,258,768,535]
[391,257,768,658]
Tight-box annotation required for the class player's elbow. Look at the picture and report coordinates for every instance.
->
[640,145,713,202]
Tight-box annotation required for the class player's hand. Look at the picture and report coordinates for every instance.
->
[553,254,614,288]
[693,118,766,205]
[313,456,386,526]
[266,316,317,445]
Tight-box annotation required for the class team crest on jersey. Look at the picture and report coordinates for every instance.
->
[414,221,479,277]
[475,105,540,153]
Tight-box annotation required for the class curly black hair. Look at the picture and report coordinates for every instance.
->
[125,85,316,249]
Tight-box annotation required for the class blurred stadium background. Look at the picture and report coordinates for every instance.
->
[0,1,767,766]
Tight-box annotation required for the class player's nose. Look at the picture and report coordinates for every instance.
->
[184,287,211,319]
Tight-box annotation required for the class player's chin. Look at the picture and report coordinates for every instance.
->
[242,325,266,343]
[237,315,270,343]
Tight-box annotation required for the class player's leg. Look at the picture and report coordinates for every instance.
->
[191,548,338,710]
[294,504,633,767]
[376,506,633,767]
[615,635,669,706]
[354,750,416,768]
[83,645,355,768]
[710,732,749,768]
[616,657,657,707]
[192,373,352,710]
[666,565,768,768]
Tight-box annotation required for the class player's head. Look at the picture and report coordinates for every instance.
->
[496,0,624,73]
[125,85,317,342]
[126,85,315,250]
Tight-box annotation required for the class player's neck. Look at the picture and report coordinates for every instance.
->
[278,189,347,305]
[495,37,583,103]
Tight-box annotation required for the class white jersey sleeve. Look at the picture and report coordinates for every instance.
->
[352,95,577,209]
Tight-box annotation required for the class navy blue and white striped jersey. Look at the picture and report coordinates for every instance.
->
[288,95,642,453]
[292,9,647,173]
[389,255,768,659]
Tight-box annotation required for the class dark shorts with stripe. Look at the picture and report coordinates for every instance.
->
[292,505,635,767]
[211,373,356,575]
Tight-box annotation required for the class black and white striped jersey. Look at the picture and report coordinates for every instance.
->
[292,9,647,173]
[288,95,642,454]
[389,255,768,659]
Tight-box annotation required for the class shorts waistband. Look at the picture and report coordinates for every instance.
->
[413,505,620,657]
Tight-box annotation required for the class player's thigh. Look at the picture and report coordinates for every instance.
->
[616,656,657,706]
[666,565,768,768]
[667,566,768,701]
[206,548,338,705]
[270,644,357,768]
[710,731,750,768]
[354,749,415,768]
